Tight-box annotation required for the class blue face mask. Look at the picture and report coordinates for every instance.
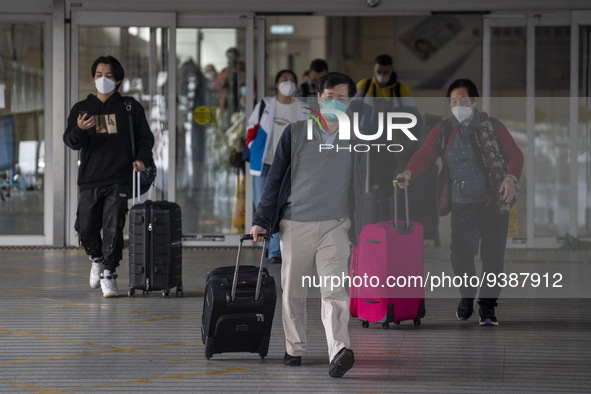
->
[321,99,347,120]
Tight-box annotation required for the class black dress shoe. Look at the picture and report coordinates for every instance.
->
[329,348,354,378]
[283,352,301,366]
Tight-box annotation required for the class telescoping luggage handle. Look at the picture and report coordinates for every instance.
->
[132,168,142,205]
[232,234,269,302]
[393,177,411,233]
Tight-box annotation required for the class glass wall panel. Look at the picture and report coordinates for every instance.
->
[0,22,44,235]
[175,28,249,236]
[534,26,571,237]
[578,26,591,237]
[489,26,527,239]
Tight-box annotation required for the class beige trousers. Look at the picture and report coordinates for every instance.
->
[279,218,351,361]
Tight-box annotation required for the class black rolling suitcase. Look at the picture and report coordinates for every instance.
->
[201,234,277,359]
[128,170,183,297]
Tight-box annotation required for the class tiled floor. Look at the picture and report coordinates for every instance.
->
[0,246,590,393]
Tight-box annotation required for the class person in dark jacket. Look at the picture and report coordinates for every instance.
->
[396,78,523,326]
[250,72,366,378]
[64,55,154,298]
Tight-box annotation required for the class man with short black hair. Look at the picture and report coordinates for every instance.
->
[64,55,154,298]
[298,58,328,97]
[251,72,366,378]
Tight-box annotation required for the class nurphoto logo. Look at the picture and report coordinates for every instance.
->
[305,108,418,153]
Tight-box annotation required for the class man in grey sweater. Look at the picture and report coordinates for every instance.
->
[250,72,366,378]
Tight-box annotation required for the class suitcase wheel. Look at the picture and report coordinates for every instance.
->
[381,322,390,330]
[162,289,170,297]
[362,321,369,329]
[128,288,135,297]
[394,321,401,325]
[176,286,184,297]
[413,318,421,326]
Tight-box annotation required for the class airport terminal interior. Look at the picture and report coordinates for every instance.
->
[1,0,591,392]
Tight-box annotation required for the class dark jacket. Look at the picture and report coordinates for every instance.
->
[63,92,154,191]
[405,110,524,216]
[252,120,366,245]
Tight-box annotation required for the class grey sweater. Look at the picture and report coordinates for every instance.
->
[252,119,366,244]
[287,127,353,222]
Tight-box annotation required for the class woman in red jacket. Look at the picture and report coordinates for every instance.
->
[396,78,523,326]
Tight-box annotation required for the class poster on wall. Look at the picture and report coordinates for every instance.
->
[395,15,482,91]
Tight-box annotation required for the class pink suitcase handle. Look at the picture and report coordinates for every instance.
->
[393,178,410,232]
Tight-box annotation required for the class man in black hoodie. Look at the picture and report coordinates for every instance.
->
[64,56,154,298]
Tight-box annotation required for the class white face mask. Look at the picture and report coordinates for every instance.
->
[451,106,473,124]
[375,73,391,85]
[95,76,117,95]
[278,81,297,97]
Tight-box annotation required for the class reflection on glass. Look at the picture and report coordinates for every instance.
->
[491,26,527,94]
[534,26,571,237]
[0,22,44,235]
[176,28,248,235]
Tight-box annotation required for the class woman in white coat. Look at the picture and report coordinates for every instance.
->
[246,69,307,263]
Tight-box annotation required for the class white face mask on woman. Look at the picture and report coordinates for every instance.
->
[451,105,473,124]
[278,81,297,97]
[95,77,117,95]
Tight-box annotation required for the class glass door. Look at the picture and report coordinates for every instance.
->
[176,16,262,246]
[0,15,51,246]
[573,11,591,239]
[67,11,176,246]
[483,16,528,244]
[483,13,587,247]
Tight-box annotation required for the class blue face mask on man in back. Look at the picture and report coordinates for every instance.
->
[321,99,347,121]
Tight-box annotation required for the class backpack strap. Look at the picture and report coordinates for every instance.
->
[394,82,401,97]
[124,99,136,159]
[359,78,372,97]
[257,99,266,122]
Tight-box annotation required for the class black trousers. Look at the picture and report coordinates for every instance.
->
[75,184,130,271]
[450,202,509,304]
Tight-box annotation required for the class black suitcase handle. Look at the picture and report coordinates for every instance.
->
[232,233,269,302]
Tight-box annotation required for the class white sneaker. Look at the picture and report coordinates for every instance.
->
[89,257,104,289]
[100,269,119,298]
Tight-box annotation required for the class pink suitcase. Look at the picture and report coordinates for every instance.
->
[350,182,426,328]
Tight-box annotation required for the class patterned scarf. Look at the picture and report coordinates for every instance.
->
[468,112,513,214]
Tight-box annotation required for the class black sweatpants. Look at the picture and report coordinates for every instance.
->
[450,202,509,304]
[75,184,130,272]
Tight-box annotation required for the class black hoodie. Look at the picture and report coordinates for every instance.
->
[63,92,155,191]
